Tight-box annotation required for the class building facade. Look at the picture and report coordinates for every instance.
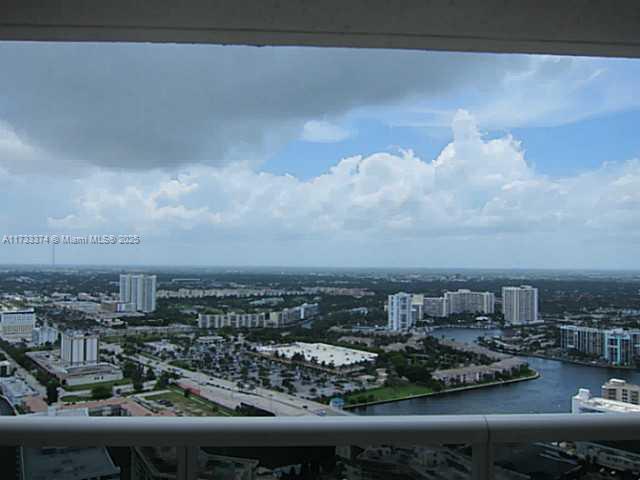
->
[198,303,319,330]
[388,293,422,331]
[199,312,268,329]
[433,357,527,386]
[604,330,634,366]
[560,324,604,355]
[119,274,157,313]
[61,332,99,365]
[0,360,13,377]
[0,377,38,406]
[560,325,640,366]
[32,324,59,346]
[423,297,448,318]
[443,289,495,315]
[0,309,36,341]
[502,286,539,324]
[602,378,640,405]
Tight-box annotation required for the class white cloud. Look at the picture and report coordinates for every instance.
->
[45,110,640,252]
[0,120,41,172]
[301,120,351,143]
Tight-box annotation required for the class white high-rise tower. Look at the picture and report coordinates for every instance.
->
[387,292,422,332]
[60,331,99,365]
[119,274,157,313]
[502,285,538,324]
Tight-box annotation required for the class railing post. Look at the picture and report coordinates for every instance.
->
[177,446,199,480]
[472,442,493,480]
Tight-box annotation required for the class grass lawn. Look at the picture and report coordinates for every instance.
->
[345,384,434,405]
[64,378,132,392]
[145,387,234,417]
[344,369,538,406]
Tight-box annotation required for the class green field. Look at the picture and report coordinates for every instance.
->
[345,384,434,405]
[344,369,538,407]
[64,378,132,392]
[145,387,234,417]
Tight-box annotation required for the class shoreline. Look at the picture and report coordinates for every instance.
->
[478,342,638,370]
[522,352,637,370]
[431,324,501,331]
[344,370,540,410]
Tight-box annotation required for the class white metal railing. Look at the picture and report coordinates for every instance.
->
[2,413,640,480]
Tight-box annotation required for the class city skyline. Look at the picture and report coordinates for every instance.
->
[0,43,639,268]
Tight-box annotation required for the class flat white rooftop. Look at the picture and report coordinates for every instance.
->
[573,388,640,414]
[259,342,377,367]
[578,397,640,414]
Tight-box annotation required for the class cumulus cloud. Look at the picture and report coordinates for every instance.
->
[45,110,640,249]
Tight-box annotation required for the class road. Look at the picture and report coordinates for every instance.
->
[108,345,349,417]
[0,346,47,397]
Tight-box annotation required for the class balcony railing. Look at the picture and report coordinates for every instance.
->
[2,413,640,480]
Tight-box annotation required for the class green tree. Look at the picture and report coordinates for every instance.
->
[145,368,156,381]
[122,361,138,380]
[46,381,59,404]
[91,385,111,400]
[155,372,170,390]
[133,379,144,392]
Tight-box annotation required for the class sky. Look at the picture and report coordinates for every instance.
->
[0,42,639,269]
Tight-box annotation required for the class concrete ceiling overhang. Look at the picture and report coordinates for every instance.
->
[1,0,639,57]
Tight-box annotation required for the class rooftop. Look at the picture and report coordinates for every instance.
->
[22,446,120,480]
[259,342,377,367]
[0,377,37,399]
[574,388,640,414]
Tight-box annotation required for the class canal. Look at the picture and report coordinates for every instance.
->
[357,328,640,415]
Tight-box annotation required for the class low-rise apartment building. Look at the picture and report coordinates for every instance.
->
[198,303,319,330]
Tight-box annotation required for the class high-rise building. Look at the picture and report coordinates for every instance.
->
[32,324,59,346]
[604,330,633,366]
[559,325,640,366]
[502,286,538,324]
[443,289,495,315]
[423,297,448,318]
[0,309,36,341]
[118,274,131,304]
[560,325,604,356]
[119,274,157,313]
[411,294,424,322]
[60,332,99,365]
[388,293,421,331]
[602,378,640,405]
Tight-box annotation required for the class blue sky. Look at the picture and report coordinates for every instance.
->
[0,44,639,268]
[265,109,640,180]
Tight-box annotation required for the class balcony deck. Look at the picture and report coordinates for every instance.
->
[1,413,640,479]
